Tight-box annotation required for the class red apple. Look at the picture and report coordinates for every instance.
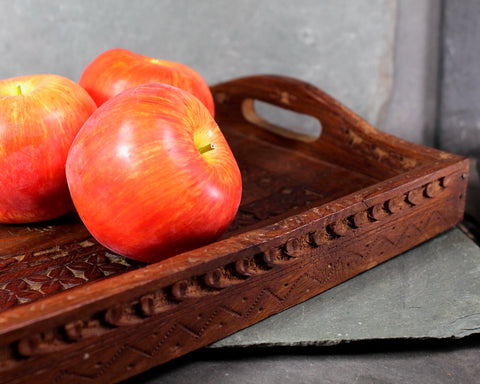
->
[66,83,242,263]
[78,48,215,116]
[0,74,97,224]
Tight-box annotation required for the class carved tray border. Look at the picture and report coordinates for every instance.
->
[0,161,468,383]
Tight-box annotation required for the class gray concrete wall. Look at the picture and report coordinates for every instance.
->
[0,0,444,145]
[1,0,397,134]
[380,0,442,146]
[0,0,450,144]
[438,0,480,220]
[439,0,480,156]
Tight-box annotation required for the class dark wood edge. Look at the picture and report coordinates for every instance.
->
[0,160,468,382]
[0,157,468,345]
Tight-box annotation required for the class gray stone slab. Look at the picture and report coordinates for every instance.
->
[211,227,480,348]
[127,344,480,384]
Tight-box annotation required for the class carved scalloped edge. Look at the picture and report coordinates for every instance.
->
[0,174,457,369]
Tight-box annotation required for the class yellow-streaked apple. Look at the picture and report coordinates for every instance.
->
[0,74,97,224]
[78,48,215,116]
[66,83,242,263]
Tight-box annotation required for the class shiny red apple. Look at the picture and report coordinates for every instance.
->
[78,48,215,116]
[66,83,242,263]
[0,74,97,224]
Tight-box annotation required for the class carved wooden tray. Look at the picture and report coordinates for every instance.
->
[0,75,468,383]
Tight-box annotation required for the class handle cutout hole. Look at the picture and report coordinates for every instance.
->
[242,99,322,142]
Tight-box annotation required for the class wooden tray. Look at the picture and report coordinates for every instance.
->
[0,75,468,383]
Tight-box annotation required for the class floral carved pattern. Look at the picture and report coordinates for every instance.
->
[0,242,144,311]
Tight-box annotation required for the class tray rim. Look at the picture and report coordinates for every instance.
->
[0,152,468,343]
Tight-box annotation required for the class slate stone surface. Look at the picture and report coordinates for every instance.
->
[211,227,480,348]
[124,340,480,384]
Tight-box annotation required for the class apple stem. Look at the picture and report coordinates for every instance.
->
[198,143,215,155]
[16,85,22,95]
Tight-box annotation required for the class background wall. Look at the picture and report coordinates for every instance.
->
[1,0,478,217]
[439,0,480,157]
[438,0,480,220]
[0,0,397,134]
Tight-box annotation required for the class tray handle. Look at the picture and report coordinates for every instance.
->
[210,74,452,178]
[210,74,378,143]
